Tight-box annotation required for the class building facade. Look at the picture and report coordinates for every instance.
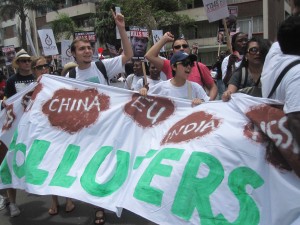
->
[0,0,293,73]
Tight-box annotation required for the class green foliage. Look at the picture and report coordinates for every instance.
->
[0,0,59,50]
[92,0,194,46]
[50,13,78,40]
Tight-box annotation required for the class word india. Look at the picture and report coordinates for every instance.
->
[0,131,264,225]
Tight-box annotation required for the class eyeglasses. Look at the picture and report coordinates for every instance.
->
[18,59,32,63]
[173,44,189,50]
[247,47,260,55]
[34,64,50,70]
[176,60,194,67]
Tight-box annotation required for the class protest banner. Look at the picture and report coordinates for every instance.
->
[130,26,149,60]
[38,29,59,55]
[61,40,74,67]
[0,75,300,225]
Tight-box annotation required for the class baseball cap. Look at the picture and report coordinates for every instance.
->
[170,51,197,65]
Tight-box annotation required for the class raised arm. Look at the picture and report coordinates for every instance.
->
[112,10,133,65]
[145,32,174,71]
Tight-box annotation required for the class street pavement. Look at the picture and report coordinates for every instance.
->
[0,189,156,225]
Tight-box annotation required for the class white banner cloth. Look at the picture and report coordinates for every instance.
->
[1,75,300,225]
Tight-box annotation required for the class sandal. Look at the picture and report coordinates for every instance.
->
[48,206,59,216]
[94,208,106,225]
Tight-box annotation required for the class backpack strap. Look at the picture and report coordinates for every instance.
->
[68,61,108,85]
[196,62,204,87]
[241,67,248,88]
[267,60,300,98]
[95,61,109,85]
[187,81,192,100]
[69,68,76,78]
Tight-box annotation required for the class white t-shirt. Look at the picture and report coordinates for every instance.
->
[148,80,210,102]
[66,56,124,84]
[124,74,143,90]
[134,77,162,91]
[261,42,300,114]
[221,55,243,80]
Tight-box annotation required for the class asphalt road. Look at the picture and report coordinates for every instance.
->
[0,189,156,225]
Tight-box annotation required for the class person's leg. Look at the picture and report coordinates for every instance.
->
[48,195,59,215]
[0,193,9,211]
[65,197,75,212]
[7,188,20,217]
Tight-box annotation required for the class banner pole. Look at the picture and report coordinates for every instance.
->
[222,18,233,54]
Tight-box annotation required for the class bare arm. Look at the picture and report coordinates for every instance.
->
[222,84,238,102]
[145,32,174,71]
[206,82,218,100]
[112,10,133,65]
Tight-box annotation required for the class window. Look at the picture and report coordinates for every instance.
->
[237,16,263,34]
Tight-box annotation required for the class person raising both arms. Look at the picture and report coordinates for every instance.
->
[145,32,218,100]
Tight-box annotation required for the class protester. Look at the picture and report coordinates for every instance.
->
[65,9,133,225]
[145,32,218,100]
[124,60,143,90]
[221,32,248,86]
[4,49,35,99]
[140,51,209,106]
[261,15,300,177]
[135,62,162,91]
[31,56,51,79]
[2,49,36,217]
[131,36,148,58]
[222,37,271,101]
[211,50,227,99]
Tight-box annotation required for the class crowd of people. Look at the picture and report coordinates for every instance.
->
[1,1,300,224]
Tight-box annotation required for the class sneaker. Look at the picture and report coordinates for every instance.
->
[0,195,9,211]
[9,203,20,217]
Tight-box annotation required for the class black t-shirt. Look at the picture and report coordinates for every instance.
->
[4,73,35,98]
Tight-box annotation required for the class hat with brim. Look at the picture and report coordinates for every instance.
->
[61,62,78,76]
[12,49,31,69]
[170,51,197,65]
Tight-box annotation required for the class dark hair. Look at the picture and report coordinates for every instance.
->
[171,37,189,49]
[278,16,300,55]
[294,0,300,7]
[238,36,271,69]
[70,38,90,53]
[231,32,245,51]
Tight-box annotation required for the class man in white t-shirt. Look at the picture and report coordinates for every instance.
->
[261,15,300,177]
[66,11,133,85]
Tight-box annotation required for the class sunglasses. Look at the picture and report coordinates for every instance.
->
[173,44,189,50]
[34,64,50,70]
[18,59,32,63]
[247,47,260,55]
[176,60,194,68]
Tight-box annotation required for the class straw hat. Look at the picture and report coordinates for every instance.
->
[12,49,31,69]
[61,62,78,76]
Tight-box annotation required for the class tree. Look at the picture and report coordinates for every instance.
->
[0,0,59,50]
[93,0,194,47]
[50,13,79,41]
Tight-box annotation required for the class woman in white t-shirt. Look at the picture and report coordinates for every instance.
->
[140,51,209,106]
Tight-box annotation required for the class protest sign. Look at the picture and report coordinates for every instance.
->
[152,30,165,52]
[61,40,74,67]
[38,29,59,55]
[130,26,149,60]
[203,0,229,22]
[0,75,300,225]
[2,45,16,66]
